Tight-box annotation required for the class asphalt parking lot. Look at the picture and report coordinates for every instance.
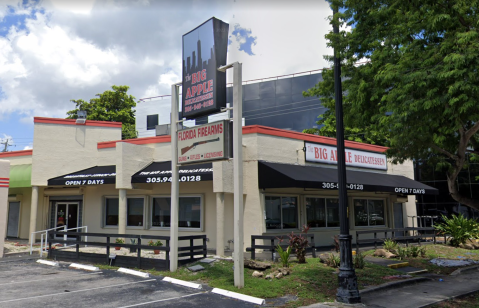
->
[0,258,257,308]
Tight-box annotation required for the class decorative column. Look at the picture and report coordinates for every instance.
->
[216,192,225,256]
[118,189,127,235]
[29,186,39,244]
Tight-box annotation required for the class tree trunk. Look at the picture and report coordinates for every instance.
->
[447,166,479,212]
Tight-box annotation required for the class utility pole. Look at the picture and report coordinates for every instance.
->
[0,139,13,152]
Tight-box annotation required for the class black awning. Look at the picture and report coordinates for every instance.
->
[48,165,116,186]
[258,161,438,195]
[131,161,213,184]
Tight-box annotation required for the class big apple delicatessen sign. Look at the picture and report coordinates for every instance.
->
[305,142,387,170]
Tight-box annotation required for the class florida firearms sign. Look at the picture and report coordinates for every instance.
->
[305,142,387,170]
[177,120,231,164]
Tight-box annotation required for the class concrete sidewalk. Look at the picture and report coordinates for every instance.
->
[302,266,479,308]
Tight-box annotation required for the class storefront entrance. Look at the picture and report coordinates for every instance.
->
[55,202,79,236]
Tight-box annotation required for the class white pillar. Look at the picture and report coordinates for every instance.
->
[232,62,244,288]
[29,186,39,244]
[216,192,225,256]
[118,189,127,235]
[170,82,181,272]
[0,160,10,257]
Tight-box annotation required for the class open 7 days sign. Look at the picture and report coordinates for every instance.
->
[177,120,232,165]
[305,142,387,170]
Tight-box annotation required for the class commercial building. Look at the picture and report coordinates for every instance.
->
[1,116,437,254]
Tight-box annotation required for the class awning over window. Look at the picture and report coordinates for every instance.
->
[48,165,116,186]
[258,161,438,195]
[131,161,213,184]
[10,164,32,188]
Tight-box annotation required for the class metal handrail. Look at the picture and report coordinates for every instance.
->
[30,226,64,256]
[32,226,88,257]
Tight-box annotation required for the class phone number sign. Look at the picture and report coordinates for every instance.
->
[177,120,231,165]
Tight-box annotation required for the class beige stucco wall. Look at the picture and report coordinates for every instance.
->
[32,123,121,186]
[81,181,216,246]
[4,118,422,250]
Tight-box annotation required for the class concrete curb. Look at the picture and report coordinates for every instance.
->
[450,264,479,276]
[162,277,202,289]
[36,259,59,267]
[359,277,431,295]
[211,288,265,305]
[69,263,100,272]
[118,268,150,278]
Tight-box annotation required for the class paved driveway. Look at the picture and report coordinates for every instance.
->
[0,258,257,308]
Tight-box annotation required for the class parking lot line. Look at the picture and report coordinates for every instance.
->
[0,278,157,304]
[0,271,102,286]
[118,292,204,308]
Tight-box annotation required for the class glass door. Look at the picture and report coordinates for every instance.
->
[55,202,79,238]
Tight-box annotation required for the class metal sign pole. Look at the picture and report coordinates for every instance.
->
[218,62,244,288]
[232,62,244,288]
[170,82,182,272]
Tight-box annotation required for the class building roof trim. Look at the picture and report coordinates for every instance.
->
[0,149,33,158]
[243,125,388,153]
[98,135,171,149]
[34,117,122,128]
[97,125,387,153]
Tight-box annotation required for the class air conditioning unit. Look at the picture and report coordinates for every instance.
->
[76,110,87,124]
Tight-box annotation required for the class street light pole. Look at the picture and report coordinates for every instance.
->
[333,6,361,304]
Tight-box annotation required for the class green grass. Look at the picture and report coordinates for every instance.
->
[142,258,399,307]
[93,244,479,307]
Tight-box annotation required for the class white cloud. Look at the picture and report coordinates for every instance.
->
[0,0,334,123]
[48,0,96,15]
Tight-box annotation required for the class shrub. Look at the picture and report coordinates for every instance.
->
[383,239,398,253]
[409,246,420,258]
[332,235,340,252]
[354,251,365,269]
[289,225,310,263]
[148,240,163,247]
[434,214,479,247]
[276,244,292,268]
[325,253,340,268]
[397,245,409,260]
[115,238,125,244]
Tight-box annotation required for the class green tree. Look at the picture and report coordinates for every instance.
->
[67,85,138,140]
[305,0,479,210]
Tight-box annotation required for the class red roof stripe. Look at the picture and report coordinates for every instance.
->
[0,150,33,158]
[97,125,388,153]
[34,117,122,128]
[98,135,171,149]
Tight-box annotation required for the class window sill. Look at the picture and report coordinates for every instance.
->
[149,227,203,232]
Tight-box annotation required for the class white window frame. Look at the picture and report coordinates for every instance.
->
[102,195,146,229]
[149,194,204,232]
[263,194,300,233]
[352,197,387,227]
[304,195,340,229]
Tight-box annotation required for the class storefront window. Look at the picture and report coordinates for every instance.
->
[104,197,144,227]
[265,196,298,230]
[151,196,202,229]
[105,198,119,226]
[354,199,385,226]
[306,197,339,228]
[127,198,144,226]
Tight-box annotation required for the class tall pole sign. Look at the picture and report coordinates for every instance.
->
[182,17,229,119]
[333,6,361,304]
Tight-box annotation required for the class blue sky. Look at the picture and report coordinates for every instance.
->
[0,0,333,151]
